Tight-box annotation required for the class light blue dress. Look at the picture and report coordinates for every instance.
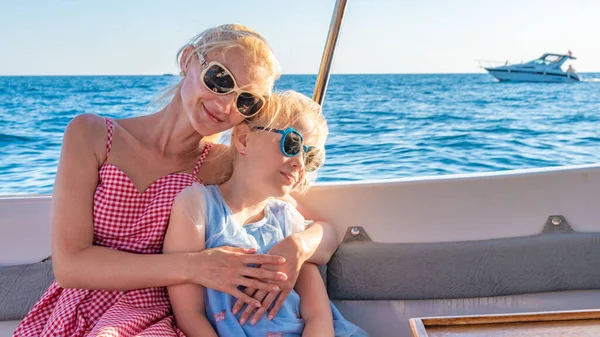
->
[199,184,368,337]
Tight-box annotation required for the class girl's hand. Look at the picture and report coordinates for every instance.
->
[231,234,309,325]
[190,246,288,308]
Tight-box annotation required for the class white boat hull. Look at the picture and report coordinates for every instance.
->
[486,68,581,82]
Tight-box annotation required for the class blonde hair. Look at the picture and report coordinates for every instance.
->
[178,23,280,83]
[233,90,329,194]
[158,24,281,143]
[166,24,280,95]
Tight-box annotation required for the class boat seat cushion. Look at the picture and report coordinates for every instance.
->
[0,260,53,321]
[5,232,600,320]
[326,232,600,300]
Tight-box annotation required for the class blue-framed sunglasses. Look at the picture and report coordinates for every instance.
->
[253,126,324,172]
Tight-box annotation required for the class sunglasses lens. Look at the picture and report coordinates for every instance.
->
[283,131,303,156]
[203,64,235,93]
[237,92,264,117]
[304,147,324,172]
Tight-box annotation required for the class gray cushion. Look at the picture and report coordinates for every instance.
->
[0,260,54,320]
[6,232,600,320]
[327,232,600,300]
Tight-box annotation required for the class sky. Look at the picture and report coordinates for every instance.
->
[1,0,599,75]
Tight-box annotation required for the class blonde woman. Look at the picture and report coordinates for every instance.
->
[14,25,338,337]
[165,91,367,337]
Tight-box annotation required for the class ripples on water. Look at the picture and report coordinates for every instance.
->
[1,73,599,194]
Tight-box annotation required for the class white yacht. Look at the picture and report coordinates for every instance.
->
[485,53,581,82]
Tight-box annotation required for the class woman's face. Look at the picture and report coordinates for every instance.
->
[179,47,272,137]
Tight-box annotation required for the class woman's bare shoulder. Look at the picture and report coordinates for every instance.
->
[66,113,107,135]
[63,113,110,163]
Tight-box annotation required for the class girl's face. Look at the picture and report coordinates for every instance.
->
[179,47,272,137]
[243,116,322,198]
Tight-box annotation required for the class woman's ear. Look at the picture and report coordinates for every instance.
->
[179,46,195,76]
[232,124,251,155]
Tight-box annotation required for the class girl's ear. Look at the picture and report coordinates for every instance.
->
[232,124,251,155]
[179,46,196,76]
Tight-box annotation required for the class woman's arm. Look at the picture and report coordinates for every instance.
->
[233,227,338,325]
[233,197,341,323]
[281,194,339,265]
[288,221,338,265]
[295,263,334,337]
[164,191,217,337]
[51,115,284,302]
[52,114,192,289]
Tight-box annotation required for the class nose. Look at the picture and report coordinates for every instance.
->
[289,154,304,172]
[213,92,237,115]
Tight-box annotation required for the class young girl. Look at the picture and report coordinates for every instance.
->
[14,25,339,337]
[164,91,368,337]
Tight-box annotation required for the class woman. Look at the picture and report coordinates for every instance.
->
[14,24,338,337]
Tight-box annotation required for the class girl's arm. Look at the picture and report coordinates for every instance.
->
[51,115,284,305]
[295,263,334,337]
[164,189,217,337]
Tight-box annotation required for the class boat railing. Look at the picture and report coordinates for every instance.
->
[476,59,515,69]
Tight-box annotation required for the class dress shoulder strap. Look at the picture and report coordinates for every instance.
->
[192,142,213,179]
[104,118,114,160]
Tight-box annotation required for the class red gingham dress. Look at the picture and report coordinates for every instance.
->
[14,118,213,337]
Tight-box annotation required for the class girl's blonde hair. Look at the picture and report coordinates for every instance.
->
[233,90,329,194]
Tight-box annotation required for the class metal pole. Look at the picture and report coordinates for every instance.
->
[312,0,348,106]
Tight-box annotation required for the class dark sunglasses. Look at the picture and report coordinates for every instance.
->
[253,126,324,172]
[198,53,266,118]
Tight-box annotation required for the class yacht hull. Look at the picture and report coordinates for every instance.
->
[486,68,581,82]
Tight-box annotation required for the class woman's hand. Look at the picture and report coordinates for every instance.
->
[232,234,309,325]
[189,246,288,308]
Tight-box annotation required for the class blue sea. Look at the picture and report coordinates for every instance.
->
[1,73,600,195]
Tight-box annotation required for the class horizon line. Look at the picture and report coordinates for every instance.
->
[2,71,600,77]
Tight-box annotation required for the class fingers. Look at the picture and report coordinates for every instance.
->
[239,307,256,325]
[268,289,291,320]
[233,287,257,315]
[251,291,277,324]
[241,254,286,266]
[241,267,287,282]
[229,288,262,309]
[236,277,280,293]
[221,246,257,254]
[239,289,268,325]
